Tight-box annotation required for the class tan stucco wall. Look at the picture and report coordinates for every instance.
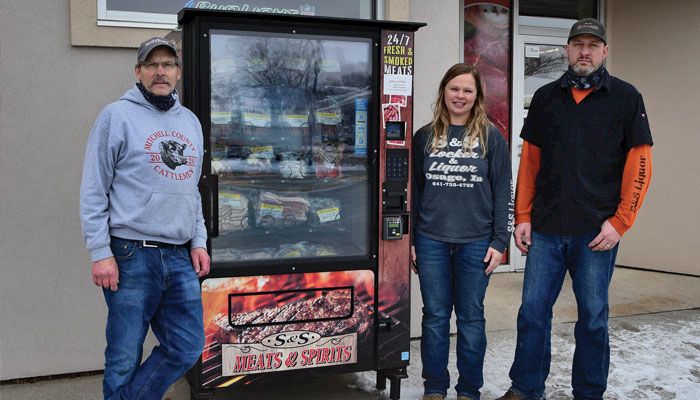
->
[606,0,700,275]
[386,0,410,21]
[70,0,168,47]
[410,0,462,132]
[0,0,165,380]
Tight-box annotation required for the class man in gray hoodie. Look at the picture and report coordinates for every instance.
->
[80,37,210,400]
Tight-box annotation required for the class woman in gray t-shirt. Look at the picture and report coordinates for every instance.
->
[411,63,513,400]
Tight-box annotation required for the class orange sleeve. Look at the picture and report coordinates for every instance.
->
[608,144,653,236]
[515,140,541,225]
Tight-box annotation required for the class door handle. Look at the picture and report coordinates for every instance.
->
[211,173,219,238]
[199,174,219,239]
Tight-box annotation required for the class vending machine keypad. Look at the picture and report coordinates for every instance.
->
[385,149,409,181]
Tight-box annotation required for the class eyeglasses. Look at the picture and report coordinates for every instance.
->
[141,61,179,71]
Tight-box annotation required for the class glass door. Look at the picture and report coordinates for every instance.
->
[207,30,373,265]
[511,31,568,270]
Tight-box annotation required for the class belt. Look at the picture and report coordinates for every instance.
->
[112,236,189,249]
[140,240,189,249]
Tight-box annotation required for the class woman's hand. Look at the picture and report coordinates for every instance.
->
[410,245,418,274]
[483,247,503,275]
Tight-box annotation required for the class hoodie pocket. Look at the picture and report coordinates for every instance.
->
[132,192,196,240]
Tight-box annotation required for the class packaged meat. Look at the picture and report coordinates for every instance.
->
[254,191,310,228]
[278,151,308,179]
[218,191,249,232]
[308,197,342,227]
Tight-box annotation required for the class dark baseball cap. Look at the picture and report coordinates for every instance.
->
[137,37,177,62]
[568,18,606,44]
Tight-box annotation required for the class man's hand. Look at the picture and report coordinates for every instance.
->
[92,257,119,291]
[410,245,418,274]
[514,222,532,254]
[588,220,621,251]
[484,247,504,275]
[191,247,211,277]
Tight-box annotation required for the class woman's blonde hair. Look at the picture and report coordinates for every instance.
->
[427,63,490,157]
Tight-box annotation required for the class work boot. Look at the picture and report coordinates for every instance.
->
[422,394,446,400]
[495,390,527,400]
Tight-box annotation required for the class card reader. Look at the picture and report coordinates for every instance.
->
[383,215,403,240]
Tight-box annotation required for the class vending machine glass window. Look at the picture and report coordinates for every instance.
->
[208,30,372,264]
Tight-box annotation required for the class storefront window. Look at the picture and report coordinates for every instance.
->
[519,0,597,19]
[97,0,376,28]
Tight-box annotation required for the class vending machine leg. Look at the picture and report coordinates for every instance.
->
[376,368,408,400]
[376,370,387,390]
[389,375,401,400]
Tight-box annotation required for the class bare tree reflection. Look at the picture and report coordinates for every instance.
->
[525,46,567,78]
[242,38,322,127]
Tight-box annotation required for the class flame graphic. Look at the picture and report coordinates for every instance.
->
[201,271,376,358]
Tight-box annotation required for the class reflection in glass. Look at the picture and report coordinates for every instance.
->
[524,44,567,108]
[209,31,372,264]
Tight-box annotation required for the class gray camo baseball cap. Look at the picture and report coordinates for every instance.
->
[137,37,177,62]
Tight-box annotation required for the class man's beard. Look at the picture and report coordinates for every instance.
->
[571,59,602,76]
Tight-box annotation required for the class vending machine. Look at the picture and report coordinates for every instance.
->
[176,8,424,399]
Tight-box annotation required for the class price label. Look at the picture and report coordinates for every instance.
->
[317,207,340,223]
[260,203,283,218]
[220,193,241,207]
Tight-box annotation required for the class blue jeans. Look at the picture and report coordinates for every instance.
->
[103,238,204,400]
[415,233,491,400]
[508,231,618,400]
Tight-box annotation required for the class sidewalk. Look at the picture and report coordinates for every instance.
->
[2,268,698,399]
[213,309,700,400]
